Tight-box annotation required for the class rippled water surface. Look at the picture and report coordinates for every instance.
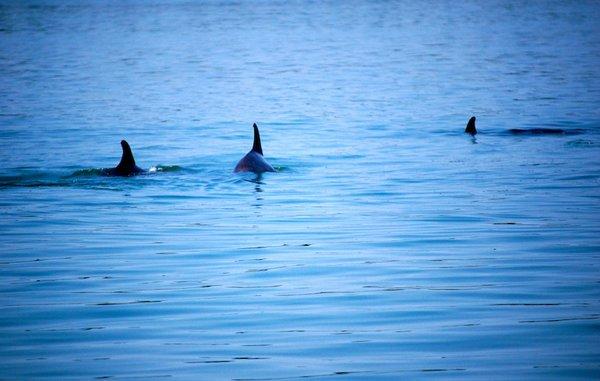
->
[1,1,600,380]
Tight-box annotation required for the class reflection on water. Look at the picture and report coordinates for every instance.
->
[1,1,600,380]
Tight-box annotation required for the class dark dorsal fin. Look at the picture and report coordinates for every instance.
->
[252,123,263,155]
[465,116,477,135]
[117,140,136,169]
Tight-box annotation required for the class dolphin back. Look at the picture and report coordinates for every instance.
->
[234,151,275,173]
[104,140,145,176]
[234,123,275,174]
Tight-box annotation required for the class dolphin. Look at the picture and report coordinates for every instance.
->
[234,123,276,174]
[465,116,477,136]
[463,116,583,136]
[101,140,146,176]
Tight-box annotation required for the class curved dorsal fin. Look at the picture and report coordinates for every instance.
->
[117,140,136,169]
[252,123,263,155]
[465,116,477,135]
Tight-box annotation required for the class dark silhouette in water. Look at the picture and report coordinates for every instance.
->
[234,123,276,174]
[101,140,146,176]
[463,116,582,136]
[465,116,477,136]
[508,128,582,135]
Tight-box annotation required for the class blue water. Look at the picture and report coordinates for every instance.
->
[1,1,600,380]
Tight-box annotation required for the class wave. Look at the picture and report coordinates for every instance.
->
[0,165,185,189]
[68,165,184,178]
[148,165,184,173]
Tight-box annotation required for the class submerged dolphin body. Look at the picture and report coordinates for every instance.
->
[508,128,582,135]
[463,116,583,136]
[465,116,477,136]
[234,123,276,174]
[102,140,146,176]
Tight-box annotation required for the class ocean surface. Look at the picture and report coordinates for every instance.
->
[1,1,600,380]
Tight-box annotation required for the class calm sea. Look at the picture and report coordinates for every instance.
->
[1,1,599,380]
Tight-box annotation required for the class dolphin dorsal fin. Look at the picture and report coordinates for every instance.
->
[252,123,263,155]
[465,116,477,135]
[117,140,136,169]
